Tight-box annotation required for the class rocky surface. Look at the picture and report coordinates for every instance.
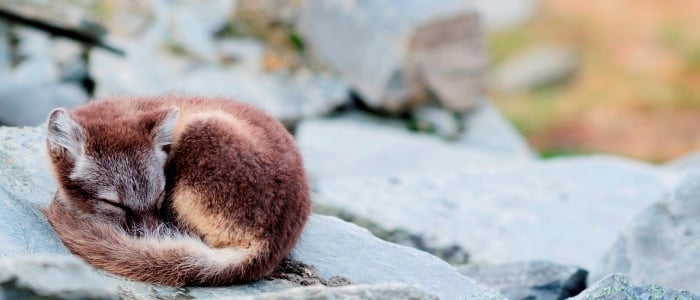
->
[591,171,700,294]
[493,45,580,93]
[298,0,488,114]
[308,150,679,268]
[458,101,535,159]
[297,109,534,181]
[571,274,698,300]
[459,261,587,300]
[240,283,438,300]
[0,126,504,299]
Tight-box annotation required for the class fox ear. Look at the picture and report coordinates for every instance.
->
[47,108,85,159]
[153,108,179,149]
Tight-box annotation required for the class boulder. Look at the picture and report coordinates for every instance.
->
[240,283,438,300]
[591,171,700,293]
[665,151,700,174]
[493,45,579,93]
[296,112,534,181]
[458,101,535,159]
[91,44,348,126]
[0,21,8,71]
[168,2,230,62]
[459,261,587,300]
[298,0,488,114]
[0,82,87,126]
[472,0,536,30]
[0,126,504,300]
[310,153,678,268]
[571,274,698,300]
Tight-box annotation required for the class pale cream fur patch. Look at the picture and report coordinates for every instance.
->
[171,187,259,249]
[173,109,260,149]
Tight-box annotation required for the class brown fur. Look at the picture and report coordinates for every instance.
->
[43,95,311,286]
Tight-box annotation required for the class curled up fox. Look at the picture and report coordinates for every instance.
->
[43,95,311,286]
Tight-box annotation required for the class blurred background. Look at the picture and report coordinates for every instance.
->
[0,0,699,163]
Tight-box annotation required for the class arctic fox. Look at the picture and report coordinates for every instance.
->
[43,95,311,286]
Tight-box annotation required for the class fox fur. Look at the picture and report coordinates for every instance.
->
[43,95,311,286]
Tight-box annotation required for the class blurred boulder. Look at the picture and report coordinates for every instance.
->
[308,153,678,268]
[296,112,533,180]
[459,261,587,300]
[217,38,265,72]
[168,0,235,62]
[458,101,535,159]
[411,106,463,139]
[91,42,348,126]
[0,82,86,126]
[591,171,700,294]
[473,0,537,31]
[493,45,579,93]
[298,0,488,114]
[0,125,503,300]
[235,0,302,31]
[12,29,58,83]
[571,274,698,300]
[0,21,8,71]
[665,151,700,174]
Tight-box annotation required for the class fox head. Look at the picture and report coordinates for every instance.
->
[46,106,179,232]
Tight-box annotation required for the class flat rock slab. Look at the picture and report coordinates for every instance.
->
[459,261,587,300]
[0,125,503,300]
[296,112,533,181]
[239,283,438,300]
[591,171,700,294]
[571,274,698,300]
[312,155,679,269]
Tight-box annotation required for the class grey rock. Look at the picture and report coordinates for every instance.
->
[217,38,265,72]
[9,30,58,85]
[170,7,219,61]
[408,13,488,112]
[176,69,349,125]
[291,215,504,300]
[0,21,8,71]
[0,254,298,299]
[493,45,579,93]
[591,171,700,293]
[0,126,503,299]
[140,0,234,61]
[237,283,438,300]
[235,0,302,29]
[90,42,188,97]
[91,43,348,125]
[459,101,536,159]
[0,126,64,258]
[473,0,536,30]
[298,0,488,113]
[311,155,678,268]
[459,261,587,300]
[0,82,87,126]
[411,106,463,139]
[0,255,121,299]
[665,151,700,174]
[296,113,533,180]
[571,274,698,300]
